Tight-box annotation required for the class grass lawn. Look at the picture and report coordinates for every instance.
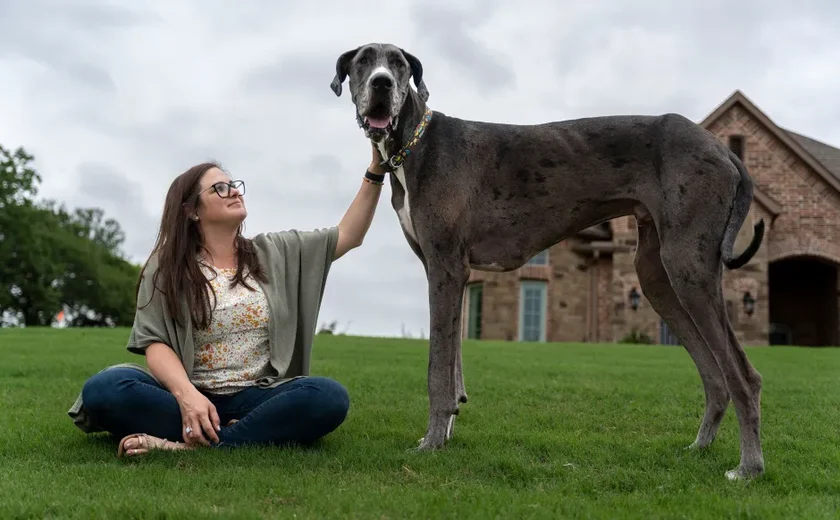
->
[1,328,839,519]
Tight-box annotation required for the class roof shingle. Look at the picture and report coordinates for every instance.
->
[783,129,840,183]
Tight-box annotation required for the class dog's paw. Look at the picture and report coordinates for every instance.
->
[412,417,453,451]
[412,436,445,452]
[725,463,764,481]
[725,469,746,481]
[685,435,715,451]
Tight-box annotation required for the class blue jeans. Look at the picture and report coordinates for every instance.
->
[81,367,350,447]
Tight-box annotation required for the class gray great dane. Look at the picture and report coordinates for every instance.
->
[330,43,766,480]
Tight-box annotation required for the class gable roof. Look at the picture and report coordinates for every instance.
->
[699,90,840,195]
[784,129,840,183]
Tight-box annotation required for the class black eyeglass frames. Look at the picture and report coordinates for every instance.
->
[203,179,245,198]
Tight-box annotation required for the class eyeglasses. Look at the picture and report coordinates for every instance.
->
[199,180,245,199]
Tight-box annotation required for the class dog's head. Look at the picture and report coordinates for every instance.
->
[330,43,429,142]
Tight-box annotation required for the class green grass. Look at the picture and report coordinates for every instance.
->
[1,328,839,519]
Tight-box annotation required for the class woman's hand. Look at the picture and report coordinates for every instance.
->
[369,141,385,174]
[175,387,221,446]
[145,343,221,446]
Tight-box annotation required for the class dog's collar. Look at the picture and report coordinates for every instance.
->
[378,107,433,172]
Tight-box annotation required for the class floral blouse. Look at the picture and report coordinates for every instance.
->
[191,264,272,395]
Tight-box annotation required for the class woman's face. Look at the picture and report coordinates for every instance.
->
[194,167,247,227]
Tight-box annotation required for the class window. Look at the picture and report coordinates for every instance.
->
[659,318,679,345]
[519,280,547,342]
[526,249,549,265]
[466,283,483,339]
[728,135,744,160]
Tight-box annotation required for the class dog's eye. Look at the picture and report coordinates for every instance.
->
[359,57,369,65]
[391,59,404,68]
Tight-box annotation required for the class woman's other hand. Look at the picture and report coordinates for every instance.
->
[175,387,221,446]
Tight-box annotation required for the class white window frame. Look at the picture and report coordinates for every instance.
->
[465,282,483,340]
[526,249,549,266]
[518,280,547,342]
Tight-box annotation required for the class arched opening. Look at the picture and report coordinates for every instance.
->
[768,256,839,346]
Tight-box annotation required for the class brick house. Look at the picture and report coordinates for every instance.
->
[461,90,840,347]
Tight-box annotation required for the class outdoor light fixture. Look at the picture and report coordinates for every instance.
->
[742,291,755,316]
[628,287,641,311]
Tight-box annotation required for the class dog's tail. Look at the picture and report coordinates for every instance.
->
[720,148,764,270]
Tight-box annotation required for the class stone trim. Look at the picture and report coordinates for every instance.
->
[768,237,840,265]
[518,265,550,280]
[752,187,783,218]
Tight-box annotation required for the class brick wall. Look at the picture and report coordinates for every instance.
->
[464,237,593,342]
[596,257,614,342]
[464,271,519,341]
[707,105,840,264]
[547,240,591,342]
[705,198,774,346]
[707,103,840,346]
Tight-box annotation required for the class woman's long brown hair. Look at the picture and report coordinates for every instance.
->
[136,162,267,330]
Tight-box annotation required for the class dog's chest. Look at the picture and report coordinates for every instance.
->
[392,166,418,242]
[376,143,418,242]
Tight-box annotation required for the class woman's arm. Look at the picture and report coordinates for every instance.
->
[146,342,220,446]
[334,143,385,260]
[146,342,196,399]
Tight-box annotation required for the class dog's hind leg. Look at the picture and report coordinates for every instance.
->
[415,252,470,451]
[634,216,730,449]
[657,225,764,480]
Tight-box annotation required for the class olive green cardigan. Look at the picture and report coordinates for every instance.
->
[67,226,339,433]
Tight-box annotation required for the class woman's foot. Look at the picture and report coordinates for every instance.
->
[117,433,193,457]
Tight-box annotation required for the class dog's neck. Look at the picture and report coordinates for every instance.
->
[395,89,427,148]
[374,89,430,169]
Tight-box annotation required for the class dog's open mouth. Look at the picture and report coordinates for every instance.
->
[365,115,392,129]
[361,104,394,134]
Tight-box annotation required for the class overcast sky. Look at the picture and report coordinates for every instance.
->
[1,0,837,338]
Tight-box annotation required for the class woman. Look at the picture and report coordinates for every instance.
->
[68,143,386,457]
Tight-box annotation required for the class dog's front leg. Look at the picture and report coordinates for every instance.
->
[415,259,468,451]
[445,344,467,442]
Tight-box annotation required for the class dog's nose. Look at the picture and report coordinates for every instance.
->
[371,74,393,90]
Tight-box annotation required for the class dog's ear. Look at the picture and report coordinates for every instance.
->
[400,48,429,102]
[330,47,359,97]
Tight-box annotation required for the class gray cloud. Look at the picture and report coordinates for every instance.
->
[0,1,155,93]
[409,1,516,94]
[543,0,840,137]
[0,0,838,337]
[242,52,338,102]
[74,162,160,262]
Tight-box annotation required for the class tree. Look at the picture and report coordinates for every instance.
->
[0,202,65,325]
[45,203,127,258]
[0,145,62,325]
[0,143,140,327]
[52,221,140,327]
[0,145,40,208]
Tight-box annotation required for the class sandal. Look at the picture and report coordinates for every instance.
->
[117,433,192,457]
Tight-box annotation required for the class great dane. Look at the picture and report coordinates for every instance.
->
[330,43,766,480]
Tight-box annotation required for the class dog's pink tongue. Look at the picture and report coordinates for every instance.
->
[366,116,391,128]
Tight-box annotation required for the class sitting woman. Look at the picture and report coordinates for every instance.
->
[68,144,386,457]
